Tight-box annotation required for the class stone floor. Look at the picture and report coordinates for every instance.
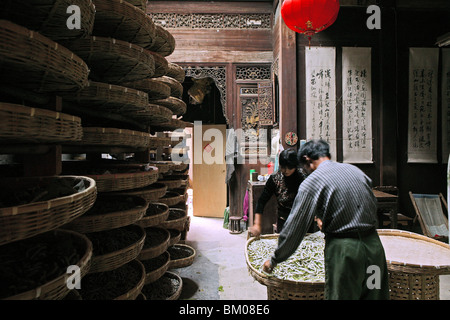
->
[170,189,450,300]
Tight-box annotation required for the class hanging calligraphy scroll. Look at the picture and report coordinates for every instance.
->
[442,49,450,163]
[305,47,337,157]
[407,48,439,163]
[342,47,373,163]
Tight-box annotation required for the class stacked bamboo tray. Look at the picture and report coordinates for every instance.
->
[0,0,193,300]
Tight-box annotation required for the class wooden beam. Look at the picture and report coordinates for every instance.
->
[147,1,273,14]
[167,50,273,63]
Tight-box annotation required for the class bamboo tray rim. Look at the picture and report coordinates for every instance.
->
[89,224,146,273]
[245,234,325,288]
[3,229,93,300]
[377,229,450,274]
[0,102,82,123]
[114,259,146,300]
[0,176,96,217]
[168,243,196,269]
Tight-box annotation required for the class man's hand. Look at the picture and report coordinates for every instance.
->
[263,260,273,273]
[314,216,323,230]
[249,224,261,238]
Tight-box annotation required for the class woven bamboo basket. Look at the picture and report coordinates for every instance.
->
[124,0,147,11]
[136,202,170,228]
[61,81,149,113]
[0,102,82,144]
[171,161,189,173]
[79,259,145,300]
[378,229,450,300]
[168,244,196,269]
[138,227,171,260]
[151,76,184,99]
[63,195,149,233]
[168,229,182,246]
[149,161,173,174]
[110,182,167,202]
[159,208,188,231]
[159,178,183,190]
[142,251,170,284]
[149,51,169,78]
[158,191,185,207]
[246,234,325,300]
[0,0,96,41]
[0,176,97,246]
[141,271,182,300]
[149,136,173,149]
[63,161,159,192]
[115,260,146,300]
[153,119,192,132]
[128,104,173,125]
[74,127,153,149]
[148,25,175,57]
[121,78,171,100]
[166,63,186,83]
[60,36,156,84]
[0,20,89,93]
[88,224,146,273]
[150,97,187,116]
[2,229,93,300]
[92,0,156,49]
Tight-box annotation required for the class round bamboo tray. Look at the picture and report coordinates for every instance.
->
[128,103,173,125]
[92,0,156,49]
[148,25,175,57]
[159,208,188,231]
[136,202,170,228]
[0,102,82,144]
[79,259,145,300]
[171,161,189,172]
[168,244,196,269]
[88,224,146,273]
[159,178,183,190]
[0,0,96,41]
[0,176,97,246]
[63,162,159,192]
[110,182,167,202]
[149,136,173,149]
[63,195,149,233]
[115,260,146,300]
[141,271,182,300]
[141,251,170,284]
[124,0,147,11]
[121,78,171,100]
[139,227,171,260]
[149,51,169,78]
[168,229,182,246]
[60,36,156,84]
[1,229,93,300]
[0,20,89,93]
[246,234,325,300]
[151,76,184,99]
[61,81,149,113]
[74,127,153,149]
[378,229,450,300]
[150,97,187,116]
[149,161,173,174]
[166,63,186,83]
[153,119,192,131]
[158,191,185,207]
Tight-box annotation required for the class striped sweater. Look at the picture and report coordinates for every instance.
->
[271,160,378,266]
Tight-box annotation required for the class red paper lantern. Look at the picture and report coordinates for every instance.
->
[281,0,340,46]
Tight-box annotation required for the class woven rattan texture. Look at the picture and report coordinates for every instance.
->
[92,0,156,49]
[0,176,97,246]
[0,20,89,93]
[0,103,82,143]
[61,36,156,84]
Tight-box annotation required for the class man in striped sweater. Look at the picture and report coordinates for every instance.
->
[263,139,389,299]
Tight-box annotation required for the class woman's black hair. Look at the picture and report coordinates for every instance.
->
[297,139,331,165]
[279,148,299,169]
